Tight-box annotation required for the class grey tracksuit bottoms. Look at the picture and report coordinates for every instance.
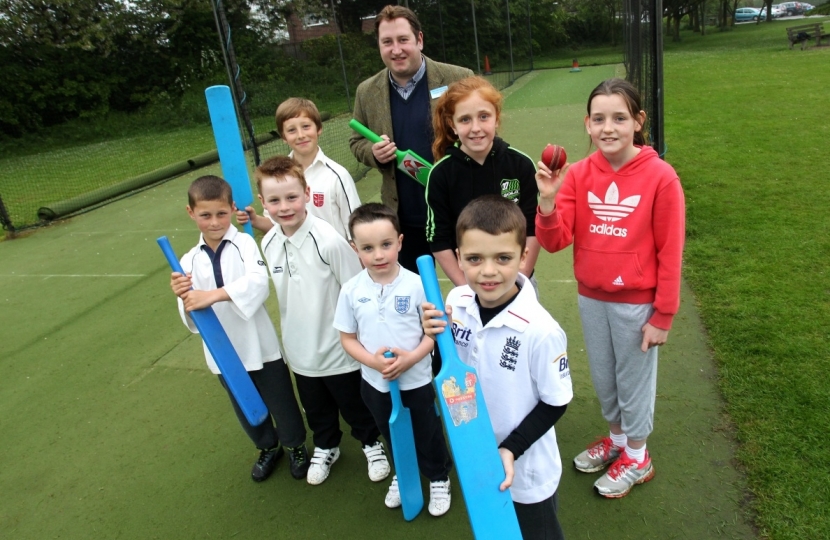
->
[578,295,658,441]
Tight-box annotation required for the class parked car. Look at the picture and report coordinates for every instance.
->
[761,5,786,17]
[779,2,804,15]
[802,3,814,11]
[735,7,765,21]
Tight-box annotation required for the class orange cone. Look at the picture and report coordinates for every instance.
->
[570,58,582,73]
[484,55,492,75]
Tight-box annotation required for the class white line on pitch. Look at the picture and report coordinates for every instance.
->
[0,274,146,278]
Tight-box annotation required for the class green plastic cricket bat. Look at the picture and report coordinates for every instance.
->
[349,119,432,187]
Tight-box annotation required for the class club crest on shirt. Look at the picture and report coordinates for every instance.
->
[441,372,478,427]
[394,296,410,314]
[500,179,520,203]
[500,336,520,371]
[312,192,324,207]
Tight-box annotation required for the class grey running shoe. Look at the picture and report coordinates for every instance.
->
[594,450,655,498]
[573,437,623,473]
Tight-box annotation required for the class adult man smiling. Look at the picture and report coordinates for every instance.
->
[350,5,473,273]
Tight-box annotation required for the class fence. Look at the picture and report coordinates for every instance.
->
[0,0,663,235]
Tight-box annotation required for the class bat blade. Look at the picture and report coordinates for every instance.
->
[158,236,268,426]
[206,85,255,237]
[417,255,522,539]
[387,373,424,521]
[348,119,431,187]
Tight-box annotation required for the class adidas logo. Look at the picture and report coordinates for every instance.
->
[613,276,624,286]
[588,182,641,223]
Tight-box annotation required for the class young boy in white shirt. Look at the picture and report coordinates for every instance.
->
[333,203,453,516]
[256,156,390,486]
[169,175,309,482]
[422,195,573,540]
[239,98,361,241]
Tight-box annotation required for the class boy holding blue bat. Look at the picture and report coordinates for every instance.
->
[333,203,453,516]
[256,157,390,486]
[422,195,573,540]
[169,175,310,482]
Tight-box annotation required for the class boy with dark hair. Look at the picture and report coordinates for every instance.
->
[333,203,453,516]
[240,97,360,241]
[256,157,390,486]
[423,195,573,540]
[170,174,309,483]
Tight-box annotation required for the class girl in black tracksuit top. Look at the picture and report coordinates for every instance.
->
[425,76,540,286]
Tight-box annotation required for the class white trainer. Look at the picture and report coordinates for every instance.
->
[306,447,340,485]
[362,441,391,482]
[428,478,451,516]
[385,476,401,508]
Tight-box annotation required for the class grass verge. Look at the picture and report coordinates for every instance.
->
[663,17,830,540]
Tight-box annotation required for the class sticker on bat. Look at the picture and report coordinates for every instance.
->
[441,372,479,427]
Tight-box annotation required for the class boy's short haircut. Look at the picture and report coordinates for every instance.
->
[255,156,307,192]
[348,203,401,239]
[275,97,323,137]
[456,195,527,251]
[188,175,233,208]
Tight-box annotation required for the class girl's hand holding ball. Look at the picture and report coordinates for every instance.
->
[536,144,569,214]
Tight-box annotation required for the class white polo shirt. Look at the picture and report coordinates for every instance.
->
[261,213,362,377]
[290,146,361,241]
[333,266,432,392]
[446,274,573,504]
[178,226,282,374]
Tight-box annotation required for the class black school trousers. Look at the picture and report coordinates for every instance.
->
[293,370,381,450]
[514,491,565,540]
[360,379,452,482]
[218,359,307,450]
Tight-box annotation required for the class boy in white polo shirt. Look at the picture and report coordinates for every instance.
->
[256,156,390,486]
[422,195,573,540]
[333,203,453,516]
[239,97,361,241]
[169,175,309,483]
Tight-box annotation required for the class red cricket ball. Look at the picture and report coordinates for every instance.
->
[541,144,567,170]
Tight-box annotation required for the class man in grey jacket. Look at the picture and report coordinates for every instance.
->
[350,5,473,273]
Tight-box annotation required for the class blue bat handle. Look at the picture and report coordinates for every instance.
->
[416,257,458,372]
[158,236,268,426]
[384,351,404,409]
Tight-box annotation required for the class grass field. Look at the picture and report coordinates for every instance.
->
[662,17,830,539]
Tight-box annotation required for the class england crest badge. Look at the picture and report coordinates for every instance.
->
[394,295,410,314]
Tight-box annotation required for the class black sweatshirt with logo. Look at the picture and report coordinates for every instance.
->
[425,137,538,253]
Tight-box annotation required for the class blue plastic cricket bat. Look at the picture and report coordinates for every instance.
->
[417,255,522,539]
[385,351,423,521]
[205,85,255,237]
[158,236,268,426]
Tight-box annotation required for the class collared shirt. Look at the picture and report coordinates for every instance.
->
[388,56,426,100]
[178,226,282,374]
[444,274,573,504]
[333,266,432,392]
[261,214,363,377]
[289,146,361,241]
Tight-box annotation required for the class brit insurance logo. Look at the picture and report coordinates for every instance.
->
[588,182,641,237]
[451,319,472,348]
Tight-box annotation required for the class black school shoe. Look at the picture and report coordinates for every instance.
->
[287,444,311,480]
[251,445,284,482]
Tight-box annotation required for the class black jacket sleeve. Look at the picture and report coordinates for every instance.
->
[516,151,539,237]
[425,161,456,252]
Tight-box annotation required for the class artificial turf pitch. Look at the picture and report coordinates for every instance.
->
[0,67,756,539]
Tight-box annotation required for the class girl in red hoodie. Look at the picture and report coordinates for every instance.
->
[535,78,685,498]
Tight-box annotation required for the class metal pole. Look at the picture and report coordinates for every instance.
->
[505,0,515,83]
[437,0,447,63]
[527,0,533,71]
[652,0,665,156]
[471,0,481,74]
[330,0,352,112]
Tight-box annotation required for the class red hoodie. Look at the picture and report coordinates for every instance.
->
[535,146,685,330]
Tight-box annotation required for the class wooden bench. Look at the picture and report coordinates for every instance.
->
[786,23,829,50]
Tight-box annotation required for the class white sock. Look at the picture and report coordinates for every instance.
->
[626,443,647,464]
[610,432,627,449]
